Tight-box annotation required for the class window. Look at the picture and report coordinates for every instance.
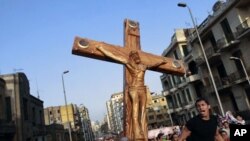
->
[172,76,176,85]
[175,76,181,85]
[39,110,43,124]
[149,115,154,120]
[173,50,179,59]
[5,97,12,122]
[23,98,28,120]
[232,51,244,74]
[32,107,36,125]
[182,45,189,57]
[167,96,173,109]
[157,114,163,120]
[186,88,192,102]
[207,31,217,50]
[177,93,182,106]
[168,76,173,89]
[172,95,178,108]
[188,61,198,74]
[220,18,234,42]
[182,90,188,104]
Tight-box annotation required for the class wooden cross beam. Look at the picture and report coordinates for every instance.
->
[72,19,185,140]
[72,37,185,75]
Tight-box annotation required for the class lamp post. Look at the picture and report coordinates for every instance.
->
[178,2,225,116]
[62,70,73,141]
[230,57,250,85]
[165,104,174,126]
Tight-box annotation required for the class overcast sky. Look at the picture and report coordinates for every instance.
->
[0,0,218,121]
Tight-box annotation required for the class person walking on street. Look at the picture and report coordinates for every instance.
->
[178,98,224,141]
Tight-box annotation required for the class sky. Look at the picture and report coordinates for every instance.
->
[0,0,218,121]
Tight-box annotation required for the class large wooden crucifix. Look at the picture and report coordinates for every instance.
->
[72,19,185,140]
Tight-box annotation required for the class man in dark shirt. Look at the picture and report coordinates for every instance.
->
[178,98,223,141]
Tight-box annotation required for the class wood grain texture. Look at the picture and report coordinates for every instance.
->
[72,19,186,140]
[72,37,185,75]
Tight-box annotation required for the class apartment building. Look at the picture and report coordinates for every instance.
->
[161,28,198,125]
[161,0,250,124]
[44,104,85,141]
[190,0,250,115]
[91,121,102,138]
[106,92,124,134]
[147,93,173,129]
[45,123,65,141]
[78,105,94,141]
[0,72,45,141]
[106,91,173,131]
[0,77,16,141]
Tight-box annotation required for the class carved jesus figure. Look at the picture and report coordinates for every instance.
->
[97,46,166,140]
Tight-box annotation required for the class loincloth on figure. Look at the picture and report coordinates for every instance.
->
[128,86,147,91]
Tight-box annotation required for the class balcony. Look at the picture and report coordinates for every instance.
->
[187,74,200,83]
[194,56,205,66]
[169,86,178,93]
[205,46,221,63]
[203,76,223,94]
[236,18,250,39]
[221,77,231,86]
[228,70,245,84]
[216,36,240,52]
[194,47,221,66]
[163,90,171,96]
[184,52,193,62]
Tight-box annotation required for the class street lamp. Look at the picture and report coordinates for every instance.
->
[62,70,73,141]
[178,2,225,116]
[229,57,250,85]
[167,109,174,127]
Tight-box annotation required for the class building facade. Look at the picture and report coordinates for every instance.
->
[44,104,81,141]
[44,104,94,141]
[161,28,198,125]
[45,124,65,141]
[106,92,123,134]
[0,72,45,141]
[161,0,250,124]
[106,91,173,131]
[147,93,173,129]
[78,105,94,141]
[0,77,16,141]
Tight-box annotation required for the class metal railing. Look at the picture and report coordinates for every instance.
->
[194,55,205,65]
[236,18,250,36]
[228,70,245,83]
[205,46,218,58]
[204,76,223,94]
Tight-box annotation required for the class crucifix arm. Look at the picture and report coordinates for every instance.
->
[147,58,167,69]
[96,46,128,64]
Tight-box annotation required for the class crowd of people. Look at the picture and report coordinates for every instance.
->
[151,98,247,141]
[96,98,247,141]
[217,111,246,141]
